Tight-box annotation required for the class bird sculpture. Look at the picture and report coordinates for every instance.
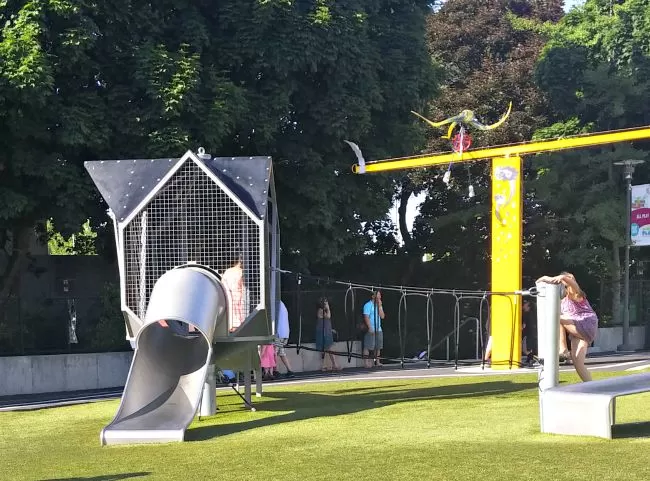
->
[411,102,512,140]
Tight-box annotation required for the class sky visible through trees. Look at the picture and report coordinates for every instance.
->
[564,0,586,10]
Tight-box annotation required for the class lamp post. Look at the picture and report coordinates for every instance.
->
[614,159,645,352]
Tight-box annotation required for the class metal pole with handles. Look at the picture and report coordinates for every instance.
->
[536,281,560,433]
[536,282,560,391]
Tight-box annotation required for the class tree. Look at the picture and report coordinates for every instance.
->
[531,0,650,321]
[0,0,438,304]
[211,1,438,270]
[47,220,97,256]
[405,0,563,288]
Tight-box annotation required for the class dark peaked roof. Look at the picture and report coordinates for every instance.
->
[84,157,178,222]
[84,153,273,222]
[204,156,272,219]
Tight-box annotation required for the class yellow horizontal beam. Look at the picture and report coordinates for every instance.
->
[353,126,650,173]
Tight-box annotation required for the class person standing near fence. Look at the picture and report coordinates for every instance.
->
[522,299,537,365]
[274,300,295,377]
[316,297,341,371]
[362,290,385,368]
[260,343,276,381]
[483,316,492,364]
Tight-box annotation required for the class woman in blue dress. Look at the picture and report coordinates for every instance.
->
[316,297,341,371]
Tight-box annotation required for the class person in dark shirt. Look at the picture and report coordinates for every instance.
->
[522,299,537,365]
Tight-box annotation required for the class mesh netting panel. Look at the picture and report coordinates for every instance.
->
[123,160,262,319]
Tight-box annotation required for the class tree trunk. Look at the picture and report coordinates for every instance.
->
[612,243,621,325]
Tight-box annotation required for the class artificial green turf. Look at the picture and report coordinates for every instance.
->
[1,371,649,481]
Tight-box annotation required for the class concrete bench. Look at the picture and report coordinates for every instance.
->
[540,372,650,439]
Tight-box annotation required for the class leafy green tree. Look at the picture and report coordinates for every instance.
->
[47,220,97,255]
[531,0,650,321]
[404,0,563,288]
[212,1,438,270]
[0,0,438,306]
[90,282,130,352]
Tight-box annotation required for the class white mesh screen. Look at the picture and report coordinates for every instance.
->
[123,160,262,320]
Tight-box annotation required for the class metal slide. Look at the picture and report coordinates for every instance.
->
[101,266,226,445]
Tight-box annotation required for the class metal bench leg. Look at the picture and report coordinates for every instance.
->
[601,400,614,439]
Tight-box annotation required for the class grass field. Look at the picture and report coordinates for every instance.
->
[2,371,650,481]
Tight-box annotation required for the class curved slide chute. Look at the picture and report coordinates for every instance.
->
[101,266,226,445]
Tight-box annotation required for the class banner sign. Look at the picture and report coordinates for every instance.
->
[631,184,650,246]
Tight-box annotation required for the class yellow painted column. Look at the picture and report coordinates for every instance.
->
[490,156,522,369]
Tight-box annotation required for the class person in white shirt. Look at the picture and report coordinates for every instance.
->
[274,300,295,377]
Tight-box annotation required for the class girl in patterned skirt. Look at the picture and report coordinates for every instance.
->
[536,272,598,382]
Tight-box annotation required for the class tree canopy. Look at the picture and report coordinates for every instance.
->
[391,0,564,288]
[530,0,650,320]
[3,0,650,332]
[0,0,437,301]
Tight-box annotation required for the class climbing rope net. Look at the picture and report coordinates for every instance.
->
[276,268,538,370]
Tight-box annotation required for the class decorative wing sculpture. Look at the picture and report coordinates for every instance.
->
[411,102,512,140]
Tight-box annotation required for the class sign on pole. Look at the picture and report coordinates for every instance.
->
[631,184,650,246]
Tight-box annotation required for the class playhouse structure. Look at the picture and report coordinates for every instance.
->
[86,148,280,444]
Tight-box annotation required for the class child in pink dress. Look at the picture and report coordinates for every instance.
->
[260,344,276,380]
[537,272,598,382]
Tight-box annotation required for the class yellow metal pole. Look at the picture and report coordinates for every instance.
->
[352,126,650,174]
[350,125,650,370]
[490,157,522,369]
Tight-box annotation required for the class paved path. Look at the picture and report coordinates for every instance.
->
[2,351,649,412]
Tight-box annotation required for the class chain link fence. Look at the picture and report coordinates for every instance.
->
[596,279,650,327]
[0,283,129,357]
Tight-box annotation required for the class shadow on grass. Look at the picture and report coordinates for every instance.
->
[187,380,536,441]
[613,421,650,439]
[37,472,150,481]
[328,384,413,395]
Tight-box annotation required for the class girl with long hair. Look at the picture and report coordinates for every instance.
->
[537,272,598,382]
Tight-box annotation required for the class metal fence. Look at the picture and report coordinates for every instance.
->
[0,289,129,357]
[8,277,645,359]
[280,288,485,361]
[596,279,650,327]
